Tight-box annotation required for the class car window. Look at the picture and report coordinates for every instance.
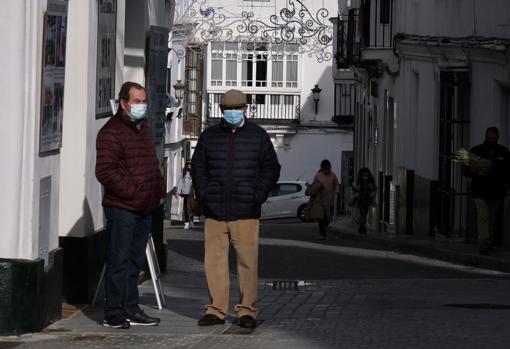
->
[276,184,301,196]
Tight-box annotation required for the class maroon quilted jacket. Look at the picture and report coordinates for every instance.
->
[95,111,165,215]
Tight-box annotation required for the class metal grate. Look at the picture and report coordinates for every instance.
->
[265,280,310,291]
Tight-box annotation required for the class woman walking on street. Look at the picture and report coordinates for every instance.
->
[307,159,340,240]
[176,160,193,229]
[351,167,377,234]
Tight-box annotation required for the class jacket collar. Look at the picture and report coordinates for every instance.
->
[220,117,247,133]
[117,110,147,132]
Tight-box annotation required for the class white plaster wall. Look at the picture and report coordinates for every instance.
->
[470,62,510,148]
[300,53,336,123]
[392,60,438,180]
[191,0,338,124]
[0,0,64,261]
[274,131,353,183]
[60,0,167,237]
[395,0,510,38]
[59,0,98,237]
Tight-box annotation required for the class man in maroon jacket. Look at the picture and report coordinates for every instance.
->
[96,81,165,329]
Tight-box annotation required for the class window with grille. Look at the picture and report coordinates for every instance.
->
[210,42,299,89]
[184,46,203,118]
[380,0,391,24]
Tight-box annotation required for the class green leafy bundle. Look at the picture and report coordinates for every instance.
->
[453,148,492,176]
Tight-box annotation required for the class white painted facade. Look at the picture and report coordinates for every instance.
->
[166,0,353,210]
[338,0,510,238]
[1,0,173,262]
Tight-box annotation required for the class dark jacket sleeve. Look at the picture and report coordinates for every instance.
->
[255,132,281,204]
[191,132,209,200]
[95,130,137,200]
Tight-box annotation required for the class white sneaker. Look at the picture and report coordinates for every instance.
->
[184,222,190,229]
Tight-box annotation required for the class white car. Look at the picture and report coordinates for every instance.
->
[260,181,310,221]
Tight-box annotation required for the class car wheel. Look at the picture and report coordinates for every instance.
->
[297,204,307,222]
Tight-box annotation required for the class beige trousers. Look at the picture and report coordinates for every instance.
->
[204,218,259,319]
[473,198,501,242]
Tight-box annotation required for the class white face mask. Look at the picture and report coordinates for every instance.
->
[127,103,147,120]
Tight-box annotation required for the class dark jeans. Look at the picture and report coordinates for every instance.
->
[104,207,151,317]
[182,194,190,221]
[318,219,329,237]
[358,206,369,226]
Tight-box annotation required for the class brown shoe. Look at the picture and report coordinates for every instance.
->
[239,315,257,328]
[198,314,225,326]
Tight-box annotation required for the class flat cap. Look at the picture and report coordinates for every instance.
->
[220,89,247,108]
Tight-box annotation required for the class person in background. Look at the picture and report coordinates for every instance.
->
[462,127,510,255]
[191,89,281,329]
[308,159,340,240]
[95,81,165,329]
[352,168,377,234]
[176,160,193,229]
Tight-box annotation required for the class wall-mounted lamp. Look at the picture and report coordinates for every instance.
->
[173,79,185,107]
[311,84,322,115]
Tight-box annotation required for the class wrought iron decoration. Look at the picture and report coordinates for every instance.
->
[174,0,333,62]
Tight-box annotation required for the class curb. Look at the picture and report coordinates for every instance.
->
[328,225,510,274]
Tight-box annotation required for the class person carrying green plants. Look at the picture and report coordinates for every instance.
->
[460,127,510,255]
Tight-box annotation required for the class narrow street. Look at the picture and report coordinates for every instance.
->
[2,221,510,349]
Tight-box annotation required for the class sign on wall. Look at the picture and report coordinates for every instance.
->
[96,0,117,118]
[147,26,169,147]
[39,0,68,153]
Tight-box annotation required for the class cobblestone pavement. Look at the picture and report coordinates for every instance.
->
[2,223,510,349]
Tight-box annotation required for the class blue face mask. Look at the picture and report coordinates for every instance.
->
[127,103,147,121]
[223,110,244,126]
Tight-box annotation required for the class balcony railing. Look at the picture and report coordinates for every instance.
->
[332,82,356,128]
[207,93,300,122]
[335,10,362,69]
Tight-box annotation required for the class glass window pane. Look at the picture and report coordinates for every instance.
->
[286,43,299,52]
[278,184,299,195]
[226,60,237,80]
[225,42,238,51]
[287,61,297,82]
[211,42,223,51]
[212,60,222,80]
[272,61,283,82]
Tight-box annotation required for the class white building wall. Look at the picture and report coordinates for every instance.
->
[395,0,510,38]
[59,0,101,238]
[59,0,168,238]
[0,0,61,261]
[0,0,171,263]
[274,131,353,183]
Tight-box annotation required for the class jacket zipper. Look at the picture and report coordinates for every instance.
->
[226,132,235,218]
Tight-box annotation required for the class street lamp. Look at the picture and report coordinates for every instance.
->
[173,79,185,108]
[311,84,322,115]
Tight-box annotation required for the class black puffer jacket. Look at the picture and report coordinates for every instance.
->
[191,120,281,221]
[462,142,510,200]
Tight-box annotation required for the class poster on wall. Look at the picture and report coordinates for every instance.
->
[147,26,169,148]
[39,0,68,153]
[95,0,117,118]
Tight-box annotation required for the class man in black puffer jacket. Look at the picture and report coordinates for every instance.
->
[463,127,510,255]
[192,89,280,329]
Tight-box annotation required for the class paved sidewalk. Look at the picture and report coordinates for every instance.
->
[2,225,510,349]
[329,215,510,273]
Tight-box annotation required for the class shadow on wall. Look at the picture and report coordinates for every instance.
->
[301,67,335,122]
[59,198,106,304]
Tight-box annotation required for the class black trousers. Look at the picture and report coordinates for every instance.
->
[104,207,151,317]
[182,194,190,221]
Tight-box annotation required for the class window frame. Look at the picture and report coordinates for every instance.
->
[207,41,301,92]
